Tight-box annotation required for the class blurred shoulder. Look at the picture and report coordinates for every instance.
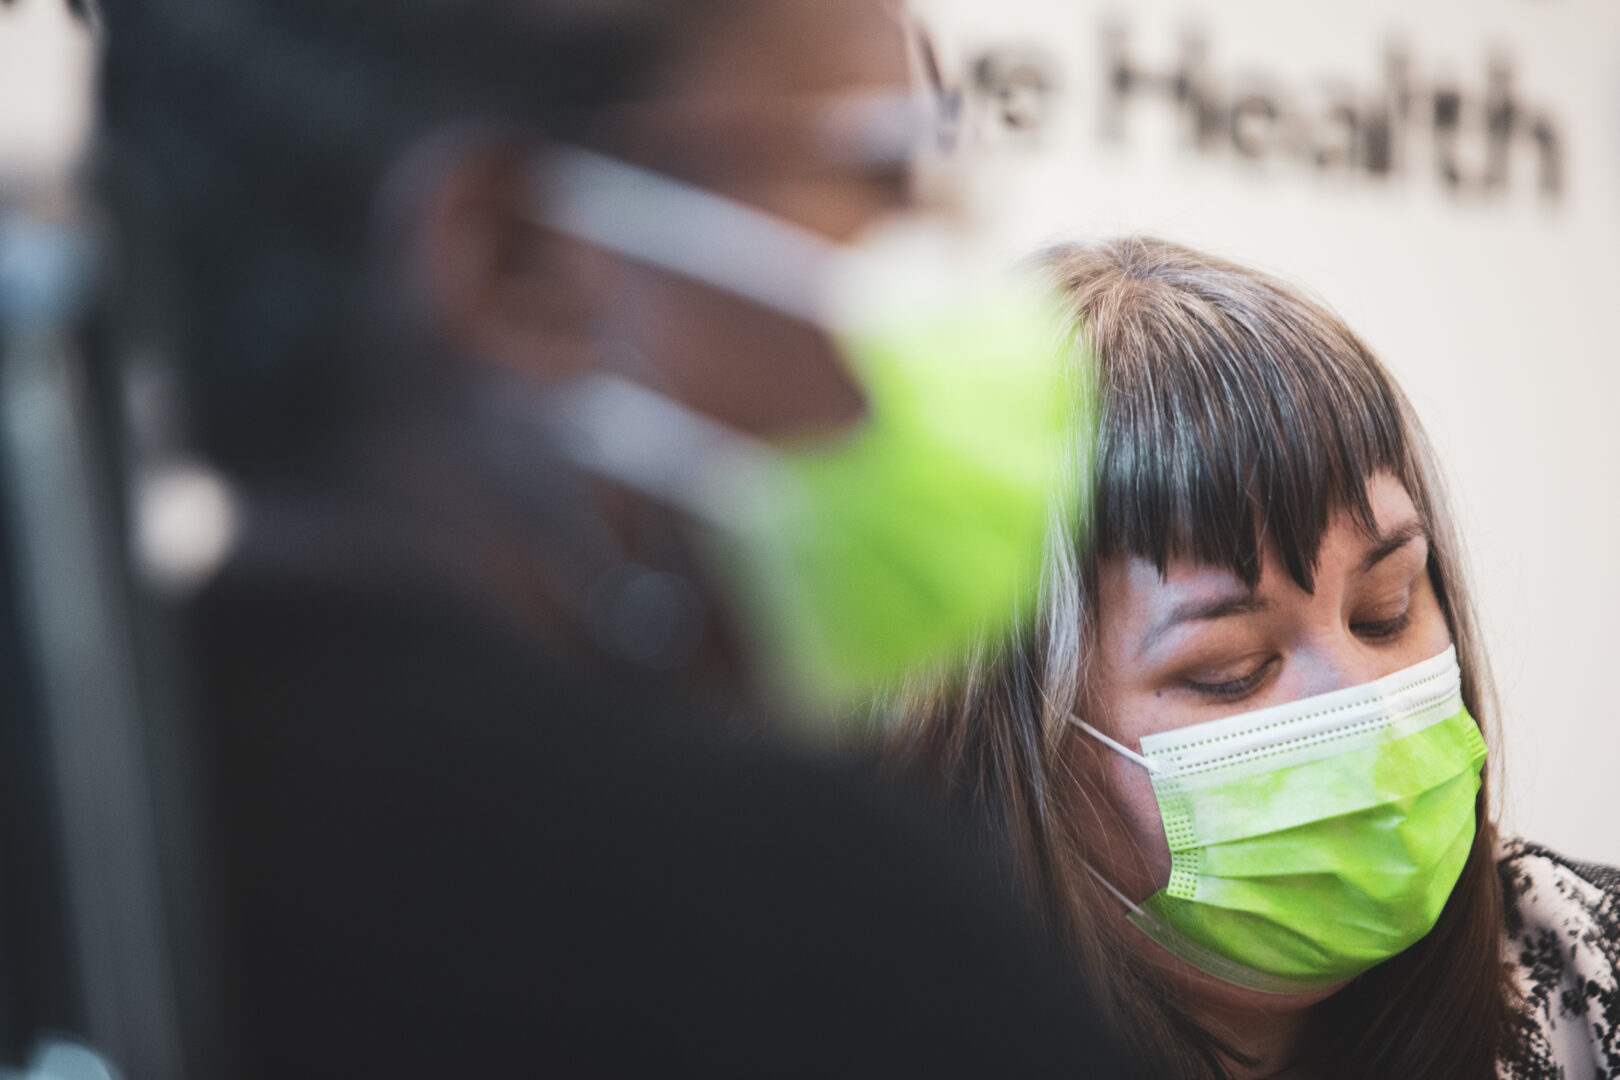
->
[1496,837,1620,1080]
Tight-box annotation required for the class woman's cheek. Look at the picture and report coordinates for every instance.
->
[1103,746,1173,894]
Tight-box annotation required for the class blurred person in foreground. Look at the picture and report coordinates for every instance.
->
[884,238,1620,1080]
[93,0,1137,1077]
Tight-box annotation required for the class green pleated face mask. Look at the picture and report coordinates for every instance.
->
[1073,646,1487,994]
[535,147,1076,705]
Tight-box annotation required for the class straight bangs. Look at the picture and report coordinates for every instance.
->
[1049,238,1414,591]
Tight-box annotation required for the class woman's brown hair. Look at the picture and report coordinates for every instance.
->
[884,237,1519,1079]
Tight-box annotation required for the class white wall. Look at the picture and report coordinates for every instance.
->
[920,0,1620,863]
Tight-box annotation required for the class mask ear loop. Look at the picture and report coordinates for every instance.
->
[1069,716,1160,774]
[1084,864,1151,919]
[531,145,833,324]
[1069,716,1161,916]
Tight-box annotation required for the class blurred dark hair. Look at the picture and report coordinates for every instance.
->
[96,0,723,480]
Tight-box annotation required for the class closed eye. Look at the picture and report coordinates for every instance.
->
[1184,656,1276,700]
[1352,610,1412,641]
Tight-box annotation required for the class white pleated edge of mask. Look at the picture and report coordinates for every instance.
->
[1138,645,1462,780]
[1071,645,1463,781]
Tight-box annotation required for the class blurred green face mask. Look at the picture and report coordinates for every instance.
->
[1072,646,1487,993]
[534,147,1077,705]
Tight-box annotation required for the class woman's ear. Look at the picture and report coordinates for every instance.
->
[382,132,620,381]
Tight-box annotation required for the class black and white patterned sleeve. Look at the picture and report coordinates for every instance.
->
[1498,837,1620,1080]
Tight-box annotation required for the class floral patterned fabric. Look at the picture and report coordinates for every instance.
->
[1498,837,1620,1080]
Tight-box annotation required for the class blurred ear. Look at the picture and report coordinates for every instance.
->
[385,132,618,381]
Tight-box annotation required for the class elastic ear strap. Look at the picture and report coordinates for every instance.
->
[545,372,782,529]
[1070,716,1159,773]
[1085,864,1148,918]
[533,146,832,324]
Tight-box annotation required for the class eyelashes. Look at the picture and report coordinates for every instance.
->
[1184,656,1276,699]
[1351,609,1412,641]
[1181,606,1414,700]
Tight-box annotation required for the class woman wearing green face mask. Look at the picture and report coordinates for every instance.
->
[884,237,1620,1080]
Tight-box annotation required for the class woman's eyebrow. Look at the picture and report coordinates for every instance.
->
[1139,594,1272,655]
[1360,520,1427,573]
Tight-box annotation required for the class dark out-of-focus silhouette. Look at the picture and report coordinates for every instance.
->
[0,0,1141,1077]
